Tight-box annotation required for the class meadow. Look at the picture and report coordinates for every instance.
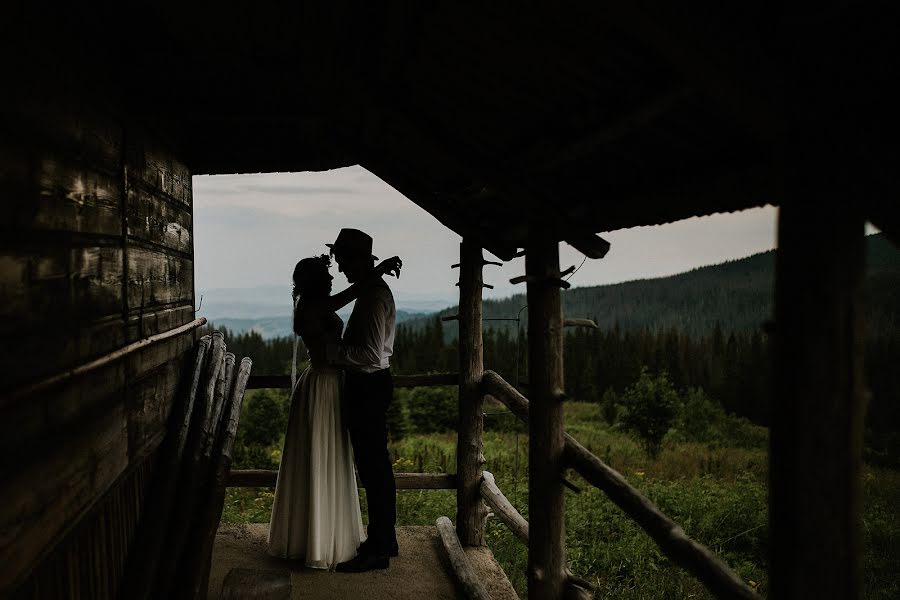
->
[221,394,900,599]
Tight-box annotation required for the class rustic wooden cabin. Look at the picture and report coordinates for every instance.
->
[2,2,896,599]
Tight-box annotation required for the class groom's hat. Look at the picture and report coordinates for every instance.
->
[327,228,378,261]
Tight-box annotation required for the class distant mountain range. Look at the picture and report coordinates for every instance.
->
[201,235,897,340]
[198,284,454,338]
[403,233,899,340]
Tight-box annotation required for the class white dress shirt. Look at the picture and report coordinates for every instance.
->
[329,278,395,373]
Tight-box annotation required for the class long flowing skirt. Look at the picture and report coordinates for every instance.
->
[267,366,365,569]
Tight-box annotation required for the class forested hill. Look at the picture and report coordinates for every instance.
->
[407,233,898,339]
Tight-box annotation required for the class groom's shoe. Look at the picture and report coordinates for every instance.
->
[357,539,399,558]
[336,551,389,573]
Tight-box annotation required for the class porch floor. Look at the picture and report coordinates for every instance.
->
[209,524,519,599]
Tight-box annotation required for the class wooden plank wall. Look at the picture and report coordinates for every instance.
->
[0,93,197,597]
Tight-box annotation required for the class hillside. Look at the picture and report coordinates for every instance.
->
[404,233,898,339]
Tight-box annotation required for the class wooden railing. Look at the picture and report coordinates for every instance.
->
[228,372,460,490]
[480,370,757,600]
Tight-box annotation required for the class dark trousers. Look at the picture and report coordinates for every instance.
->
[344,368,397,554]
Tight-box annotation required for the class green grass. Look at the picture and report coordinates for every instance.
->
[222,402,900,599]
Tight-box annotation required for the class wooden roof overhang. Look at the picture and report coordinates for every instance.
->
[7,1,897,259]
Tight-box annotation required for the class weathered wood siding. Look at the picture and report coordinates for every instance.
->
[0,96,196,597]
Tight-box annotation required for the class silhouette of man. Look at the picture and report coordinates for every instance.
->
[326,228,399,572]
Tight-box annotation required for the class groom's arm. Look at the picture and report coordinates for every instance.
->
[326,291,388,368]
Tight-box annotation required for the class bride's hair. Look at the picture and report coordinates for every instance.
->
[292,254,332,297]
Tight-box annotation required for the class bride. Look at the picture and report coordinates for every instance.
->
[267,253,401,569]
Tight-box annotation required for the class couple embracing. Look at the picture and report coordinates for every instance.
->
[267,228,403,572]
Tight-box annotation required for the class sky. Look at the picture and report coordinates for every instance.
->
[193,166,783,303]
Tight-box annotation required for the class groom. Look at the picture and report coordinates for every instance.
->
[326,228,399,572]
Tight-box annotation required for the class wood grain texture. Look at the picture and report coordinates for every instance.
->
[154,333,225,599]
[126,247,193,310]
[126,185,192,253]
[0,140,122,236]
[525,237,567,600]
[182,355,251,600]
[126,139,192,207]
[436,516,491,600]
[770,205,866,600]
[121,336,211,600]
[480,471,528,543]
[9,455,154,600]
[0,245,124,335]
[0,402,129,594]
[456,240,488,546]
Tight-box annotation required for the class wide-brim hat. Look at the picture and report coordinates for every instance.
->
[326,228,378,260]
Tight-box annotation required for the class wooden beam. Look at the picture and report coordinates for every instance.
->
[456,240,488,546]
[771,204,866,599]
[565,234,610,260]
[436,516,491,600]
[227,470,457,490]
[524,236,567,599]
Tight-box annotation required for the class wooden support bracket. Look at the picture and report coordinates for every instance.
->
[442,314,460,322]
[509,275,571,289]
[455,282,494,289]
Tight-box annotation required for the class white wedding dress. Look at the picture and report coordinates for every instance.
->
[267,303,365,569]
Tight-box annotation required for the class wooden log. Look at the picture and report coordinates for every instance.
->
[524,237,567,599]
[153,333,226,599]
[480,471,528,544]
[770,205,867,599]
[244,372,458,390]
[483,370,756,599]
[435,516,491,600]
[226,470,457,490]
[456,240,488,546]
[481,472,594,597]
[180,355,252,600]
[119,335,211,600]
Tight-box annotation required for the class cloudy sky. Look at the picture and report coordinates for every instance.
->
[193,166,783,302]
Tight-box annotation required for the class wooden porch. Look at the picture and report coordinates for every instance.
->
[207,525,517,600]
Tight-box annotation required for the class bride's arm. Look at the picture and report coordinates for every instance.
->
[322,256,402,312]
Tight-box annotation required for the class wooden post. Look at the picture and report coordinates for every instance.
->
[456,239,488,546]
[771,204,866,599]
[525,236,566,599]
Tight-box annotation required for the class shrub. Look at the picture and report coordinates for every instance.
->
[240,389,287,447]
[406,386,458,433]
[620,367,677,458]
[674,386,726,444]
[387,389,409,441]
[599,387,620,425]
